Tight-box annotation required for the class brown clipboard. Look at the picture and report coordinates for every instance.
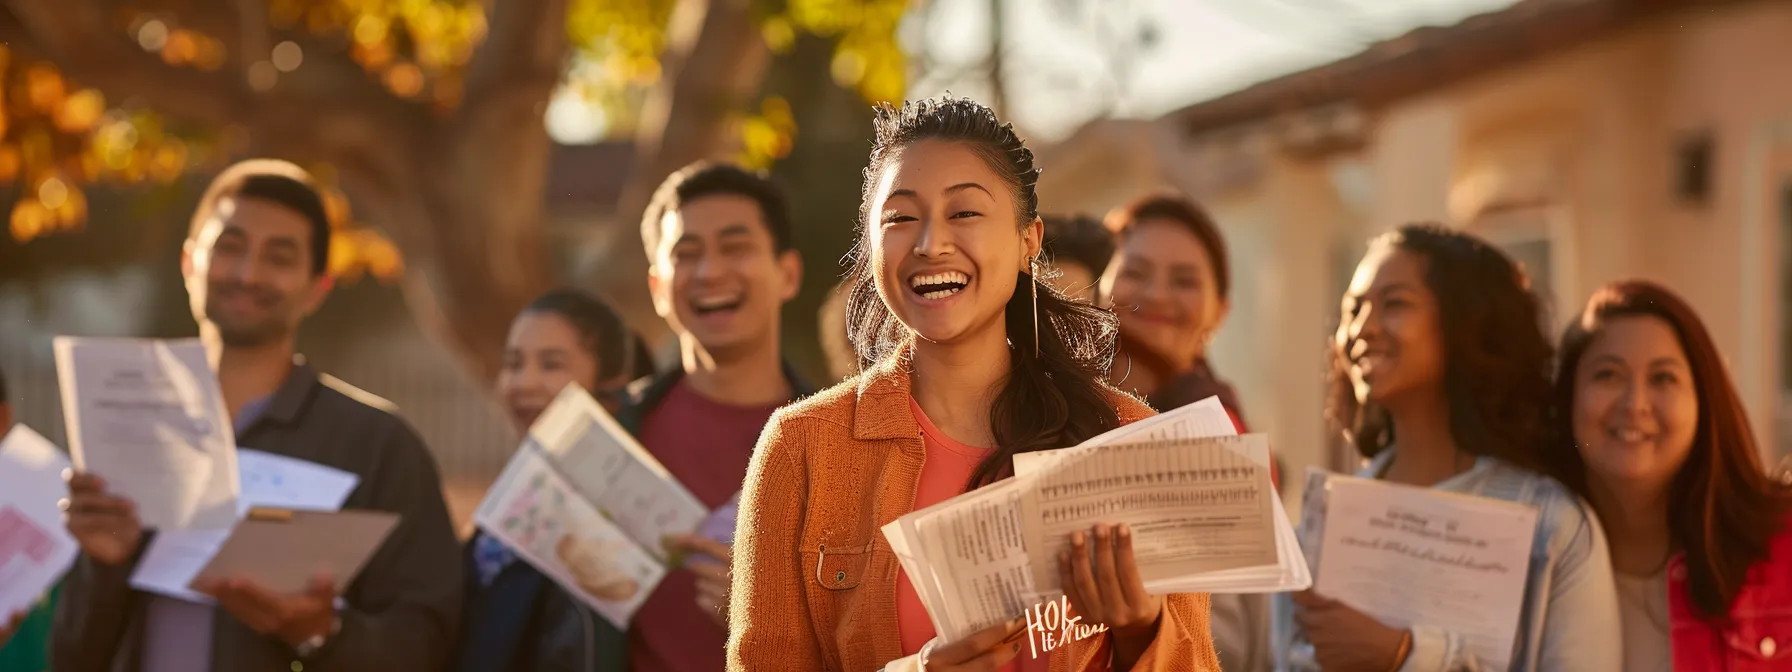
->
[188,507,400,595]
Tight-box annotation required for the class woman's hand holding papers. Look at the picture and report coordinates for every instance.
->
[1059,523,1163,670]
[918,618,1027,672]
[195,573,339,649]
[61,472,144,566]
[1293,590,1411,672]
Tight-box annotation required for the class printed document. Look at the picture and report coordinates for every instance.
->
[1018,435,1279,595]
[885,478,1034,640]
[131,449,360,603]
[1314,474,1539,670]
[1019,399,1310,595]
[54,337,239,530]
[524,383,707,564]
[0,425,79,617]
[475,445,667,628]
[882,398,1310,643]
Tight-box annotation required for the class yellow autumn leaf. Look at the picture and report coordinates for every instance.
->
[55,90,107,133]
[10,198,49,242]
[328,234,364,280]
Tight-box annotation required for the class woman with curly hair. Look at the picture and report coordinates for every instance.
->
[726,96,1219,671]
[1544,280,1792,669]
[1275,224,1621,671]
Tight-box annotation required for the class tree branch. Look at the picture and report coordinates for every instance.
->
[230,0,270,81]
[2,0,248,127]
[593,0,772,339]
[462,0,569,110]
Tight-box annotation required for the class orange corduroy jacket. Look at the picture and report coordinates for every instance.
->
[725,354,1221,672]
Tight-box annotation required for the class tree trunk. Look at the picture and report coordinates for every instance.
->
[6,0,568,385]
[581,0,773,346]
[329,134,558,386]
[760,34,879,385]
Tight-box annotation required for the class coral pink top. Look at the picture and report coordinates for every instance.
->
[897,398,1049,672]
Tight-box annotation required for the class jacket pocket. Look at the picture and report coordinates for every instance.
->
[810,542,874,591]
[1724,615,1792,671]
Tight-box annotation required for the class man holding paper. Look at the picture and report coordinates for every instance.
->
[621,162,814,672]
[54,160,462,672]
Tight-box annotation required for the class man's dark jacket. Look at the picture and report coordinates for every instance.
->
[52,363,464,672]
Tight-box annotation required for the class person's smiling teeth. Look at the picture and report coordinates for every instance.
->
[910,271,969,300]
[1613,427,1650,443]
[692,294,743,314]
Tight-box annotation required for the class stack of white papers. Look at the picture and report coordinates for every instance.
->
[882,397,1312,642]
[54,337,240,531]
[474,383,710,629]
[0,425,80,617]
[131,449,362,603]
[1310,472,1539,670]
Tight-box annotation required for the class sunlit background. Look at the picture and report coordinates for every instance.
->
[4,0,1791,526]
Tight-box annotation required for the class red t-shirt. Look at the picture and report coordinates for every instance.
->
[896,398,1048,672]
[629,380,782,672]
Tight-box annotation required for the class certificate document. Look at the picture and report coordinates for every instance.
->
[54,337,240,530]
[1314,475,1539,670]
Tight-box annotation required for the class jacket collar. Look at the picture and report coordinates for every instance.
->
[850,351,923,442]
[257,355,320,428]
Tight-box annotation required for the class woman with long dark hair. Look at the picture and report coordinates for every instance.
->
[1544,280,1792,669]
[455,288,655,671]
[727,97,1219,671]
[1276,224,1620,671]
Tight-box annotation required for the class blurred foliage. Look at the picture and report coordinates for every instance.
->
[5,0,908,280]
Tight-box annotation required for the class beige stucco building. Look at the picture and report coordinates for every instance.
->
[1037,0,1792,506]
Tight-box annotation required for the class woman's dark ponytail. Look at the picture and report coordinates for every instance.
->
[845,96,1122,491]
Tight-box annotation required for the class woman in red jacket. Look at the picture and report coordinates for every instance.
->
[1545,280,1792,670]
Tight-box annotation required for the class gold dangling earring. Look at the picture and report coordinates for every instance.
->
[1030,256,1041,358]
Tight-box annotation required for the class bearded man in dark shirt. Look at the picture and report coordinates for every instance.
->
[54,159,461,672]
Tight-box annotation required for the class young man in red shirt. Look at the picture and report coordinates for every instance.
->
[620,161,812,672]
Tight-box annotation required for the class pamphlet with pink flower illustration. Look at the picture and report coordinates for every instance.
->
[0,425,80,618]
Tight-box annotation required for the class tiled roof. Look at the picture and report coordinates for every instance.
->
[1167,0,1750,136]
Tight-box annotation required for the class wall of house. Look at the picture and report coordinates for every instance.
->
[1167,1,1792,499]
[1014,2,1792,508]
[1389,0,1792,459]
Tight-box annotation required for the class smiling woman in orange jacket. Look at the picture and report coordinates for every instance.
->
[724,96,1220,672]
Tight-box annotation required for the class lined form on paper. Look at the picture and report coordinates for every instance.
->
[1019,435,1279,595]
[905,478,1035,640]
[881,398,1311,643]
